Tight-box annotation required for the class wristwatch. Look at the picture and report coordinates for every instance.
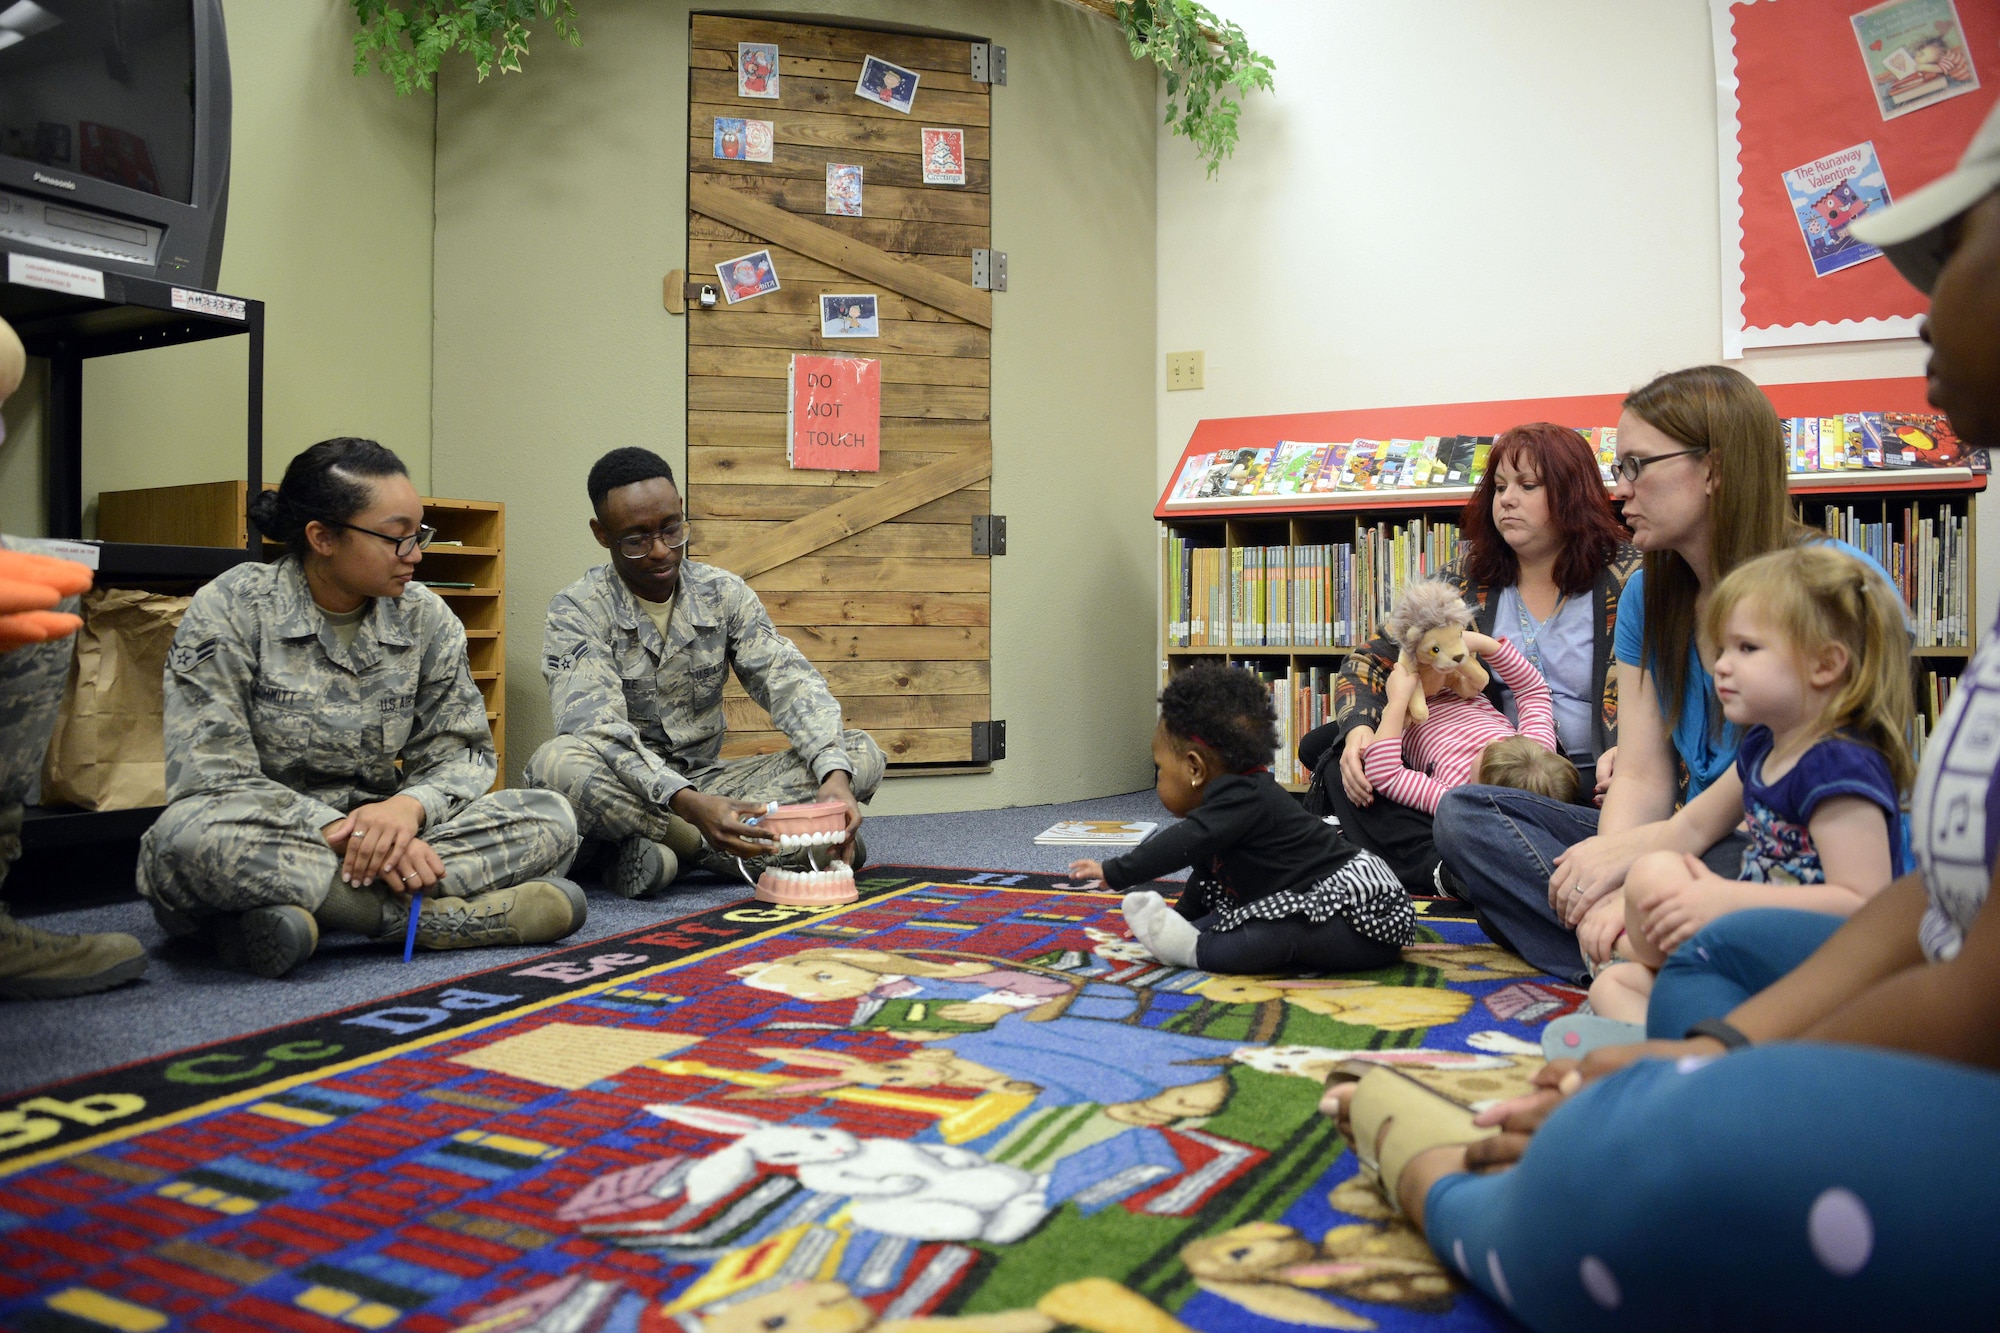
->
[1683,1018,1752,1051]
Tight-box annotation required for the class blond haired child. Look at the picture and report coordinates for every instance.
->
[1573,545,1914,1030]
[1475,735,1581,804]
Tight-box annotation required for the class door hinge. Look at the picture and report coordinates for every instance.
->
[972,249,1007,292]
[971,42,1006,85]
[972,720,1008,763]
[972,514,1007,556]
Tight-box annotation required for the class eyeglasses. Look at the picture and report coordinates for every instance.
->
[616,520,692,559]
[1615,447,1708,482]
[331,521,436,559]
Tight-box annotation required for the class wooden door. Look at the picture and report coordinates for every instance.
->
[685,15,993,770]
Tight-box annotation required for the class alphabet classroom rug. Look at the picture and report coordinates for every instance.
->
[0,866,1582,1333]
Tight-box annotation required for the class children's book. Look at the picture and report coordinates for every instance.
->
[1438,436,1475,485]
[1169,452,1214,501]
[1851,0,1980,123]
[1382,439,1414,490]
[1858,414,1888,469]
[1034,820,1159,846]
[1818,417,1846,471]
[1781,141,1893,278]
[1194,453,1241,497]
[1311,442,1350,492]
[1412,436,1443,487]
[1341,440,1384,490]
[1794,417,1820,472]
[1843,414,1871,468]
[1263,441,1329,495]
[1596,427,1618,485]
[1219,447,1276,496]
[1468,436,1495,488]
[1885,412,1965,467]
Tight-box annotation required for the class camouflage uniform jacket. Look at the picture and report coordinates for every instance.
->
[162,556,496,832]
[541,561,854,807]
[1331,543,1643,757]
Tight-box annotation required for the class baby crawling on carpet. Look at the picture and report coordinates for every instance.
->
[1073,661,1415,975]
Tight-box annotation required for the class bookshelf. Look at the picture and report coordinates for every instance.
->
[97,481,511,782]
[1156,380,1985,791]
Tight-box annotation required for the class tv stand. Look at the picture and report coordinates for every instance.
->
[2,242,263,860]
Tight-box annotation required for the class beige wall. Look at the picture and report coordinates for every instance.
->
[432,1,1161,811]
[0,0,436,536]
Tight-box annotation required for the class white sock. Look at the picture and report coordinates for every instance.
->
[1121,890,1200,968]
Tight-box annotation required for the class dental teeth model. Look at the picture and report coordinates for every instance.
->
[754,860,858,905]
[750,799,851,847]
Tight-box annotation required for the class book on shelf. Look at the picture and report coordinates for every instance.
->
[1817,499,1970,647]
[1262,441,1330,496]
[1244,663,1332,786]
[1912,669,1961,765]
[1162,517,1460,650]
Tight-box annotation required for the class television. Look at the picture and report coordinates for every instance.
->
[0,0,231,290]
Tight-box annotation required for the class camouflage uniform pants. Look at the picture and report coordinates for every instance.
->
[0,594,77,896]
[525,730,884,873]
[136,787,579,918]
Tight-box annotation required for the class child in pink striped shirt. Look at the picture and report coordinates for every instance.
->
[1364,632,1577,815]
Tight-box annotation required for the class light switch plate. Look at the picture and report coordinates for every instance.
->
[1166,350,1205,391]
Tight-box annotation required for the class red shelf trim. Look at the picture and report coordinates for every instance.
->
[1156,377,1978,518]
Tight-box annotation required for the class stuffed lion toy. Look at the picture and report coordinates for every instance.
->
[1383,579,1490,725]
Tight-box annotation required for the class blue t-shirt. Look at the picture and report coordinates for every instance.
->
[1614,537,1898,800]
[1735,724,1913,882]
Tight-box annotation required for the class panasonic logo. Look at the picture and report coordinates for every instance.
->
[32,172,77,191]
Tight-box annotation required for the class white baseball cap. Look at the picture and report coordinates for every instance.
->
[1850,98,2000,293]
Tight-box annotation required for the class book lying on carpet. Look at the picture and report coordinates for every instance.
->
[1033,819,1158,845]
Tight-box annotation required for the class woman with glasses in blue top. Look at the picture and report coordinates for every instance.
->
[1433,366,1903,983]
[138,437,583,978]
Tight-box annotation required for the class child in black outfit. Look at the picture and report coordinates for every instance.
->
[1072,661,1414,974]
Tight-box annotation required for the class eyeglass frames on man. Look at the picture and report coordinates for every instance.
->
[330,521,436,559]
[1615,447,1707,482]
[616,520,693,559]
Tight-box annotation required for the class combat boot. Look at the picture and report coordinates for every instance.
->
[212,905,319,979]
[414,878,586,951]
[612,836,679,899]
[0,905,148,999]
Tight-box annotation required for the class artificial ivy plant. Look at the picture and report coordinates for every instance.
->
[350,0,580,94]
[1112,0,1273,176]
[348,0,1274,175]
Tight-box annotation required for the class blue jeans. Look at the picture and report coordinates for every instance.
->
[1424,1044,2000,1331]
[1646,908,1845,1039]
[1433,786,1748,984]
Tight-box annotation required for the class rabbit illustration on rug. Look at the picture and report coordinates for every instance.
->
[645,1103,1052,1244]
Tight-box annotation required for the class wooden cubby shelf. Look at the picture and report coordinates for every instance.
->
[98,481,511,783]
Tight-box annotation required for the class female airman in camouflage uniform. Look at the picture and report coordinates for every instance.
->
[138,438,582,977]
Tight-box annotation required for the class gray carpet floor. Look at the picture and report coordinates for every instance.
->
[0,789,1178,1095]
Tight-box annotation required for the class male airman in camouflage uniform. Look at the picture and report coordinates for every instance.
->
[526,448,884,897]
[139,555,582,974]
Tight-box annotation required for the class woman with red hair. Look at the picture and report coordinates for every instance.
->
[1301,423,1637,894]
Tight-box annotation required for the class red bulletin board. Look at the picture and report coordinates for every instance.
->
[1712,0,1998,356]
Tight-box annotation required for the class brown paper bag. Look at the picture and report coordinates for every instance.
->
[41,588,191,811]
